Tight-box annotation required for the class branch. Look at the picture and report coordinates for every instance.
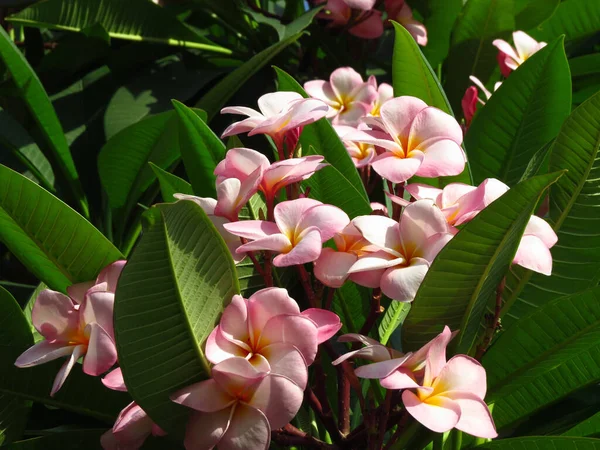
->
[272,426,337,449]
[475,276,505,360]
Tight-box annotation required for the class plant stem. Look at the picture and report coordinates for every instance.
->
[375,390,393,449]
[359,288,383,336]
[338,364,351,436]
[297,264,317,308]
[306,385,342,444]
[324,287,336,310]
[272,425,337,449]
[475,276,505,360]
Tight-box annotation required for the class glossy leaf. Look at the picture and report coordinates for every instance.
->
[0,26,87,215]
[114,200,239,435]
[7,0,231,54]
[564,411,600,438]
[196,33,303,121]
[531,0,600,42]
[515,0,560,30]
[569,54,600,78]
[421,0,463,68]
[501,91,600,327]
[466,37,571,186]
[150,163,193,203]
[173,101,224,198]
[474,437,600,450]
[244,5,322,41]
[402,172,562,352]
[379,301,410,346]
[332,283,369,334]
[0,164,123,294]
[485,288,600,429]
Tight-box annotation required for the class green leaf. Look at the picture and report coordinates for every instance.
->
[530,0,600,42]
[484,288,600,430]
[7,0,231,54]
[501,90,600,327]
[518,140,553,183]
[244,5,321,41]
[22,283,46,344]
[445,0,515,111]
[473,437,600,450]
[150,163,193,203]
[569,54,600,78]
[172,101,224,198]
[114,200,239,434]
[420,0,463,67]
[0,26,87,216]
[331,283,370,334]
[514,0,560,30]
[2,430,105,449]
[0,164,123,294]
[466,37,571,186]
[0,286,128,422]
[196,33,302,121]
[564,411,600,438]
[274,67,370,215]
[379,301,411,346]
[402,171,562,352]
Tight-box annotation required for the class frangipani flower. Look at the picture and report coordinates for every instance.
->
[368,76,394,117]
[385,0,427,46]
[332,333,403,365]
[348,200,454,301]
[172,357,304,450]
[334,125,377,168]
[214,147,327,204]
[305,67,378,125]
[206,287,341,389]
[345,96,465,183]
[224,198,350,267]
[101,402,166,450]
[461,76,502,127]
[493,31,547,77]
[15,261,125,395]
[317,0,384,39]
[313,223,390,288]
[221,92,328,150]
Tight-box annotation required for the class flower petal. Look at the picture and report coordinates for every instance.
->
[81,290,115,340]
[219,295,250,349]
[67,281,94,305]
[301,308,342,343]
[260,315,319,365]
[260,343,308,389]
[433,355,487,399]
[31,289,79,341]
[257,92,304,117]
[405,183,443,203]
[184,409,231,450]
[380,258,430,302]
[380,96,428,143]
[409,107,463,149]
[274,198,322,238]
[212,357,267,398]
[298,204,350,242]
[304,80,338,109]
[174,194,217,215]
[220,404,270,450]
[273,227,323,266]
[399,200,450,251]
[352,215,401,253]
[513,31,544,60]
[15,341,77,368]
[236,234,293,254]
[171,379,235,412]
[102,367,127,392]
[513,234,553,276]
[214,147,269,181]
[96,260,127,292]
[524,215,557,247]
[402,390,461,433]
[371,151,424,183]
[330,67,365,100]
[205,326,248,365]
[247,287,300,338]
[82,323,117,376]
[51,344,86,396]
[416,140,465,178]
[248,374,305,429]
[444,391,497,438]
[313,248,356,288]
[111,401,154,449]
[380,368,421,390]
[223,220,281,240]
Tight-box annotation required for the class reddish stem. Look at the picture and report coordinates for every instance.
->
[359,288,383,337]
[306,385,342,444]
[338,363,351,436]
[475,276,505,360]
[272,426,336,449]
[297,264,318,308]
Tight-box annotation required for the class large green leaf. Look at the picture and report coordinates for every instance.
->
[531,0,600,42]
[0,26,87,216]
[466,37,571,186]
[564,411,600,438]
[402,172,562,352]
[114,200,239,434]
[474,437,600,449]
[0,287,128,422]
[244,5,322,41]
[172,101,224,198]
[420,0,463,68]
[484,288,600,429]
[150,163,193,203]
[570,54,600,78]
[501,91,600,327]
[378,301,410,346]
[196,33,302,121]
[514,0,560,30]
[0,165,123,294]
[7,0,230,54]
[2,430,105,450]
[274,67,370,216]
[445,0,515,111]
[331,283,369,335]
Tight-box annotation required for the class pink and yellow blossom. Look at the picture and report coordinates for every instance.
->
[385,0,427,46]
[493,31,546,77]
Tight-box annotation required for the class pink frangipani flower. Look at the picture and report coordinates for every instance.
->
[385,0,428,46]
[223,198,350,267]
[221,92,328,150]
[493,31,547,77]
[206,287,341,389]
[318,0,383,40]
[214,147,327,205]
[334,125,377,168]
[368,76,394,117]
[172,357,304,450]
[345,96,465,183]
[461,76,502,127]
[348,200,454,302]
[101,401,166,450]
[332,333,403,365]
[15,261,126,396]
[305,67,378,126]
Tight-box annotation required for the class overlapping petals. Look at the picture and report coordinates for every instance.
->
[334,125,377,168]
[367,76,394,117]
[224,198,350,267]
[15,261,125,395]
[385,0,427,46]
[317,0,383,39]
[101,401,166,450]
[345,96,465,183]
[493,31,546,77]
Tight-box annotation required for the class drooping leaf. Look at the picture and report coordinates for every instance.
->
[484,288,600,430]
[466,37,571,186]
[150,163,193,203]
[402,171,562,352]
[0,286,128,422]
[564,411,600,438]
[114,200,239,435]
[244,5,322,41]
[0,164,123,294]
[0,26,87,216]
[196,33,303,121]
[531,0,600,42]
[7,0,231,54]
[474,437,600,450]
[172,101,224,198]
[501,91,600,327]
[514,0,560,30]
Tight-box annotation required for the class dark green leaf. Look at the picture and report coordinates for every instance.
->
[530,0,600,42]
[474,437,600,449]
[564,411,600,438]
[1,430,106,449]
[150,163,193,203]
[420,0,463,68]
[569,54,600,78]
[514,0,560,30]
[379,301,410,346]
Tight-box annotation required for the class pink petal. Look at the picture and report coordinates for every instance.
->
[343,129,402,152]
[421,232,454,262]
[461,86,478,126]
[82,323,117,376]
[407,326,454,376]
[313,248,356,288]
[349,10,384,39]
[210,216,247,264]
[284,99,329,130]
[332,345,391,365]
[205,326,248,365]
[380,96,428,144]
[301,308,342,343]
[15,341,77,368]
[344,0,376,9]
[111,402,153,449]
[402,390,461,433]
[214,170,262,221]
[380,258,430,302]
[257,92,304,117]
[211,357,267,398]
[264,157,326,196]
[171,379,235,412]
[66,281,94,305]
[223,220,281,240]
[260,343,308,389]
[80,290,115,340]
[184,410,231,450]
[524,215,557,248]
[174,194,217,215]
[354,355,412,379]
[349,266,387,288]
[102,367,127,392]
[96,260,127,292]
[513,234,553,276]
[371,151,424,183]
[274,198,322,237]
[348,253,404,273]
[330,67,365,100]
[433,355,487,399]
[380,368,421,390]
[405,183,443,203]
[444,391,497,438]
[51,344,86,396]
[260,315,319,365]
[236,234,292,254]
[481,178,510,206]
[248,374,305,429]
[513,31,544,60]
[214,147,269,181]
[221,117,265,138]
[492,39,520,64]
[221,106,263,118]
[303,80,338,109]
[403,21,428,46]
[219,296,251,350]
[338,333,381,346]
[247,287,301,338]
[298,204,350,242]
[220,404,270,450]
[416,139,465,178]
[335,101,374,126]
[272,227,323,266]
[400,200,450,250]
[352,215,401,254]
[31,289,79,342]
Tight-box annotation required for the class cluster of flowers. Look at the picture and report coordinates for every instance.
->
[312,0,427,45]
[462,30,547,127]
